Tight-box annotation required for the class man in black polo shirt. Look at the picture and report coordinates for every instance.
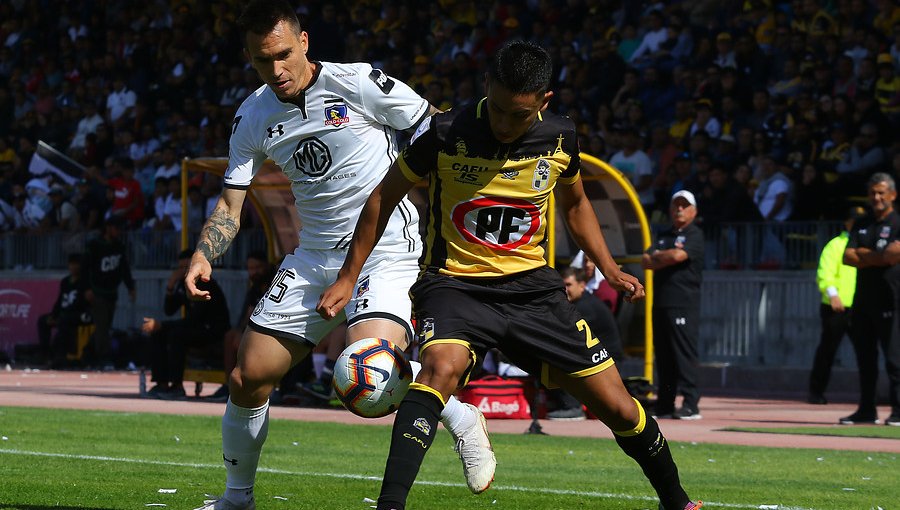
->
[643,190,705,420]
[843,172,900,425]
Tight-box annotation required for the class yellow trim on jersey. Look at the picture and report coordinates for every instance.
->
[571,357,616,378]
[397,157,423,183]
[409,382,446,406]
[540,357,615,388]
[419,339,478,387]
[558,172,580,185]
[613,398,647,437]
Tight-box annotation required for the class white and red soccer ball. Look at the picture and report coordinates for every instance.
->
[332,338,412,418]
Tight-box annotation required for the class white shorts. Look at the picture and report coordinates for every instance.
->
[248,247,418,346]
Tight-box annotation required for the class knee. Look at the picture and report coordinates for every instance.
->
[417,357,465,393]
[228,366,274,403]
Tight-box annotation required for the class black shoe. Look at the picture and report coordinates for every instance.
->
[838,410,880,425]
[885,414,900,426]
[299,380,332,401]
[674,407,702,420]
[158,385,186,400]
[547,407,586,421]
[146,384,170,399]
[807,393,827,405]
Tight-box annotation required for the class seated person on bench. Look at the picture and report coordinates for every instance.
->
[141,249,230,399]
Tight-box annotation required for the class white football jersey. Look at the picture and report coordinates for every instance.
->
[225,61,427,253]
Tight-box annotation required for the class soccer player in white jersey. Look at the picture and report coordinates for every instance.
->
[186,3,495,509]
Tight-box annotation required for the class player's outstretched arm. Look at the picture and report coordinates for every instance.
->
[186,187,246,300]
[317,164,415,319]
[556,178,645,302]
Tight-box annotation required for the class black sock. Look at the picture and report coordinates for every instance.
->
[614,414,690,510]
[376,386,443,510]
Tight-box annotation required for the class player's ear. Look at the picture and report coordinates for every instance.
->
[539,90,553,112]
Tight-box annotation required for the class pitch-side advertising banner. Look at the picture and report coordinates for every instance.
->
[0,280,58,354]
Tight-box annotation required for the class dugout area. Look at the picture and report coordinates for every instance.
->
[177,155,655,382]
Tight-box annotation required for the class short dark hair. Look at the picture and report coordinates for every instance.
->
[237,0,302,44]
[559,266,588,283]
[247,250,268,264]
[67,253,82,264]
[488,41,552,95]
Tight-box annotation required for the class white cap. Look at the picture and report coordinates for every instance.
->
[671,190,696,206]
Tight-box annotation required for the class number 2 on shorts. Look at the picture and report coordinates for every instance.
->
[577,319,599,349]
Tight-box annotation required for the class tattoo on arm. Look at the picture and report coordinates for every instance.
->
[197,208,239,262]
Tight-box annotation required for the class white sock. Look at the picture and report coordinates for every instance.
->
[312,352,327,379]
[409,360,476,435]
[222,398,269,504]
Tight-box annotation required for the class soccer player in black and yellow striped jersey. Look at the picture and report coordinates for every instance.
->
[318,41,701,510]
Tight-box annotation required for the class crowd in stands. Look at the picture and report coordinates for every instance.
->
[1,0,899,239]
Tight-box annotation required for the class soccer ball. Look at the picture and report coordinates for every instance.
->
[332,338,413,418]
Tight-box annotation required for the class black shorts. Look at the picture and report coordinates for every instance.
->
[411,266,616,386]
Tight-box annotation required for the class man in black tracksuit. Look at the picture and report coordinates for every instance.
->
[83,216,135,367]
[37,253,91,366]
[843,172,900,425]
[643,190,705,420]
[142,250,230,398]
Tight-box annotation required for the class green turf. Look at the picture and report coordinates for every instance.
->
[722,425,900,440]
[0,406,897,510]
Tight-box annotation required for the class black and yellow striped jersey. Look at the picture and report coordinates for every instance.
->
[397,98,580,277]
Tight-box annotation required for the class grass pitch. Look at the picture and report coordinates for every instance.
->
[0,406,896,509]
[723,425,900,440]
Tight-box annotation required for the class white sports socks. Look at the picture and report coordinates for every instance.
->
[221,399,269,505]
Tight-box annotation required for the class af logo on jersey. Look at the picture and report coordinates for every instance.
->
[532,159,551,191]
[451,197,541,250]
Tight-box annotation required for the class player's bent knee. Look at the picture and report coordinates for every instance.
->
[228,366,277,406]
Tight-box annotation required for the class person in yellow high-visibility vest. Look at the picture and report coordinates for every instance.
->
[808,206,866,404]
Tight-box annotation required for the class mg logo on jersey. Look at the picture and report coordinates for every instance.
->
[324,103,350,126]
[451,197,541,250]
[292,136,332,177]
[532,159,551,191]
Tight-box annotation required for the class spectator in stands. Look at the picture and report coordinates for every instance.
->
[83,215,135,369]
[836,123,886,194]
[43,183,80,232]
[104,157,144,229]
[843,173,900,426]
[142,249,229,399]
[37,252,90,367]
[105,73,136,127]
[808,206,866,405]
[67,102,103,156]
[72,176,107,232]
[642,190,704,420]
[609,127,655,210]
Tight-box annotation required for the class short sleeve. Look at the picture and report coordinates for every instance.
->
[559,127,581,183]
[223,113,265,190]
[358,65,430,131]
[397,115,439,183]
[683,226,705,261]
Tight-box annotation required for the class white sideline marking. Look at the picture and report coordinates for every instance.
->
[0,448,814,510]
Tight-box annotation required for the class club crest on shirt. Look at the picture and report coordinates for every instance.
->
[356,275,370,297]
[324,101,350,126]
[880,226,891,238]
[532,159,551,191]
[675,235,686,248]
